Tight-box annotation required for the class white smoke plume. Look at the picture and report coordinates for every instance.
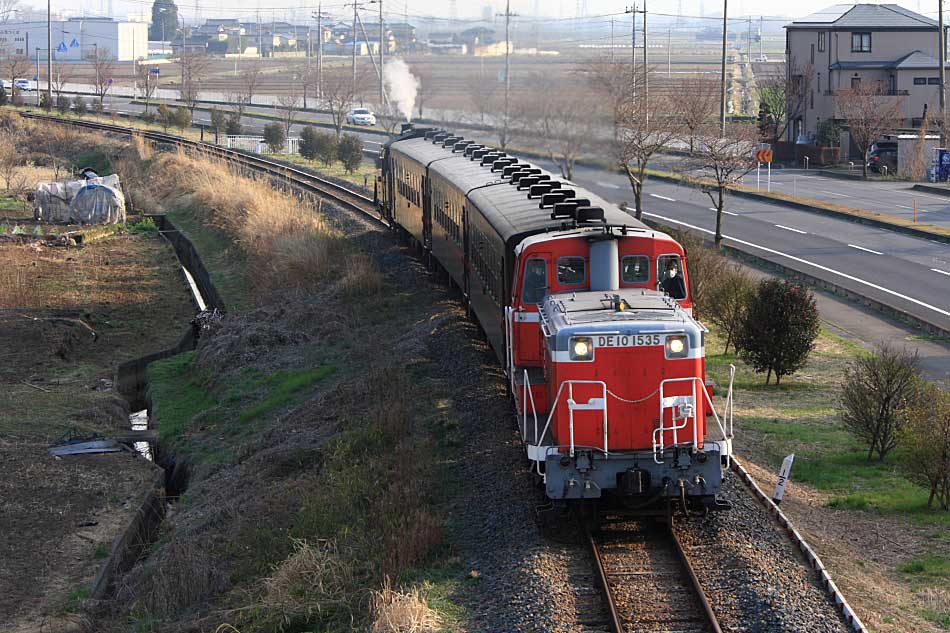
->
[383,58,420,122]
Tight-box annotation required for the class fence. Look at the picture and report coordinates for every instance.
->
[225,135,300,155]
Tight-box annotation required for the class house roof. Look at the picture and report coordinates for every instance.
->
[828,50,946,70]
[788,4,939,30]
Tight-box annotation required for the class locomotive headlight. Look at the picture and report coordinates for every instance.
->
[569,336,594,361]
[665,335,688,359]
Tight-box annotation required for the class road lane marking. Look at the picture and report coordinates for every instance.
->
[775,224,807,234]
[642,211,950,320]
[932,268,950,277]
[596,181,621,189]
[709,207,739,216]
[650,193,676,201]
[819,190,850,197]
[848,244,884,255]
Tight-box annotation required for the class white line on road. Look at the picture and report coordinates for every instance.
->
[848,244,884,255]
[709,207,739,216]
[775,224,807,234]
[650,193,676,202]
[596,181,621,189]
[819,190,850,198]
[932,268,950,277]
[642,211,950,319]
[895,204,912,209]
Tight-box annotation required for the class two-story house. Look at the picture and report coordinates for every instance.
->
[785,4,947,144]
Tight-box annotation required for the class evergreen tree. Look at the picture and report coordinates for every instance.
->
[149,0,179,41]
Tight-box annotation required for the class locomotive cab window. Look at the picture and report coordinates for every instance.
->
[521,259,548,304]
[621,255,650,284]
[657,255,687,300]
[557,257,586,286]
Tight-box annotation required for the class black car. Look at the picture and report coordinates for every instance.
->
[867,141,898,174]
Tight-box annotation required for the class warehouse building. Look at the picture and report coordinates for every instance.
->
[0,17,148,61]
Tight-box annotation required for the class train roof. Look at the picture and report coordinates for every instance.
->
[387,131,650,247]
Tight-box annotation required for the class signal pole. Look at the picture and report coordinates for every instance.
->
[720,0,728,136]
[46,0,52,110]
[352,1,358,94]
[379,0,384,108]
[500,0,513,150]
[940,0,946,146]
[314,2,326,99]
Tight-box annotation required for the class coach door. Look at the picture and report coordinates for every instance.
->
[513,255,549,365]
[422,174,432,250]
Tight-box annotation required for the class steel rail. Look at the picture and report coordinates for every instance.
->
[19,113,378,219]
[587,517,723,633]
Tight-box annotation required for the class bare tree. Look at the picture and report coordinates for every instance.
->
[236,61,262,117]
[0,0,20,22]
[375,96,404,135]
[276,88,301,137]
[50,62,72,102]
[757,62,813,146]
[706,264,755,353]
[86,47,115,108]
[0,125,23,192]
[135,63,158,113]
[836,81,905,178]
[1,50,29,103]
[691,123,757,245]
[516,73,595,180]
[413,64,432,120]
[179,50,210,122]
[677,77,720,154]
[320,67,366,137]
[466,76,500,128]
[616,96,682,220]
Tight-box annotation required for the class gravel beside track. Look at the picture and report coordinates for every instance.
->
[674,476,850,633]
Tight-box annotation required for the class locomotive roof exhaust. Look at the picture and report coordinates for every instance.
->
[589,238,619,292]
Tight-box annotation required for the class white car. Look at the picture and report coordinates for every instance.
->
[346,107,376,126]
[13,79,31,91]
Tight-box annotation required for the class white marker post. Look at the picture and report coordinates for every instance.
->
[772,453,795,505]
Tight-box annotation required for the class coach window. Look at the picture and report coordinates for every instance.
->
[657,255,687,300]
[621,255,650,284]
[557,257,586,286]
[521,259,548,304]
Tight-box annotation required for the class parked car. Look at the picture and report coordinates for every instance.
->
[867,141,898,174]
[346,107,376,126]
[13,79,32,91]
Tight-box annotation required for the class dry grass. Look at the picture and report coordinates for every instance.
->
[140,150,379,299]
[370,582,441,633]
[124,541,223,617]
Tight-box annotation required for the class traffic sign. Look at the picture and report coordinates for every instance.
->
[754,148,773,163]
[150,68,160,74]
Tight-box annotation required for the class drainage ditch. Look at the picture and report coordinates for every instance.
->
[92,214,223,601]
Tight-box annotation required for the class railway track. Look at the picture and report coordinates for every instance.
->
[19,112,378,220]
[588,516,723,633]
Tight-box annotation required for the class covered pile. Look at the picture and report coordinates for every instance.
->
[33,174,126,224]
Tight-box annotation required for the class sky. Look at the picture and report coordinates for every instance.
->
[34,0,950,25]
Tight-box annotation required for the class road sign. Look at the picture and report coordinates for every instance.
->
[772,454,795,505]
[754,148,773,163]
[150,68,160,74]
[107,78,113,85]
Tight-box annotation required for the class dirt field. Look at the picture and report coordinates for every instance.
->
[0,226,195,631]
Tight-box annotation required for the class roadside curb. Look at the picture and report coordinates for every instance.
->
[815,169,871,181]
[911,183,950,197]
[730,457,868,633]
[646,172,950,245]
[643,217,950,340]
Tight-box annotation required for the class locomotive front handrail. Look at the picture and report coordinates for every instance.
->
[535,380,609,458]
[654,370,735,467]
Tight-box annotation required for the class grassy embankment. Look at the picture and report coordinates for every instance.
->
[112,148,468,631]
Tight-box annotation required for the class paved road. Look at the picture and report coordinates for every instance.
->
[103,97,950,336]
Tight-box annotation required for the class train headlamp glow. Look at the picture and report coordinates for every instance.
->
[569,336,594,361]
[665,335,688,359]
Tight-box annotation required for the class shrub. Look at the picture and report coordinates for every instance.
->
[139,111,156,126]
[173,105,191,131]
[315,131,337,166]
[816,119,842,147]
[841,343,921,461]
[336,133,363,173]
[39,93,51,109]
[370,582,441,633]
[0,86,7,106]
[93,100,104,116]
[706,264,755,353]
[298,125,320,161]
[670,230,728,319]
[734,279,819,385]
[56,94,70,114]
[225,113,243,136]
[209,107,227,142]
[72,96,86,117]
[899,382,950,510]
[156,103,173,131]
[128,217,159,234]
[263,122,286,153]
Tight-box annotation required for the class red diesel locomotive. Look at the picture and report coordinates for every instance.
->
[378,126,734,512]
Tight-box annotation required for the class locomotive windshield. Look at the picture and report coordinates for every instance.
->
[522,259,547,303]
[622,255,650,283]
[557,257,586,285]
[658,255,687,299]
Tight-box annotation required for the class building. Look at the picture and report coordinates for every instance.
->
[0,17,148,61]
[785,3,947,143]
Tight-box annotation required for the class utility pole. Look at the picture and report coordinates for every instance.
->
[257,10,262,58]
[720,0,728,136]
[941,0,946,146]
[667,27,671,76]
[379,0,384,108]
[747,16,752,62]
[642,0,647,105]
[625,5,636,86]
[352,1,358,95]
[610,18,614,62]
[317,2,324,99]
[46,0,51,110]
[501,0,513,150]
